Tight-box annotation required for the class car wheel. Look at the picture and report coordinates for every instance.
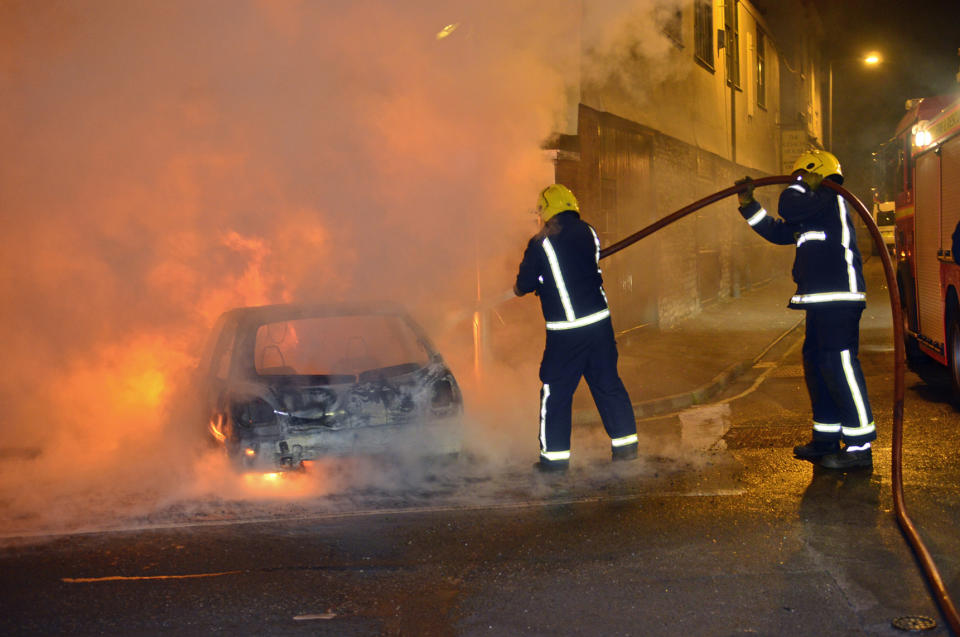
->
[948,313,960,399]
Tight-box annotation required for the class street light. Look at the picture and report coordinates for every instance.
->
[828,51,883,150]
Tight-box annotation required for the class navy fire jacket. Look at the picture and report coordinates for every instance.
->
[739,179,866,310]
[515,211,611,330]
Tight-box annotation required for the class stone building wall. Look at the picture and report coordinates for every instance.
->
[558,104,792,331]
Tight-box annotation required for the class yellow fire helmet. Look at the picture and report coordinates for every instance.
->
[537,184,580,222]
[792,149,844,184]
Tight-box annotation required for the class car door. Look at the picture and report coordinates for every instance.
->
[202,316,240,441]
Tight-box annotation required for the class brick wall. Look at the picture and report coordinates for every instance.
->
[565,105,792,330]
[651,132,790,327]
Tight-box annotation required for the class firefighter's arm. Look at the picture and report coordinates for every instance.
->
[514,238,542,296]
[738,200,795,245]
[777,181,822,224]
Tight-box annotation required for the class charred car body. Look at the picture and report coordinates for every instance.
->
[198,302,463,471]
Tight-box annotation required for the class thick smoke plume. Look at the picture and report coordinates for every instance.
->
[0,0,682,536]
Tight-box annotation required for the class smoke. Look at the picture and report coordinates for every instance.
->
[580,0,690,108]
[0,0,687,537]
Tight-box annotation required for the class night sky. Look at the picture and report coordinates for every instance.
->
[810,0,960,194]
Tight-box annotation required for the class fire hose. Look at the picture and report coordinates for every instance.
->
[597,175,958,633]
[472,175,958,630]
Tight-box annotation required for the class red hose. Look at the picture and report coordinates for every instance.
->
[599,175,960,633]
[824,180,960,635]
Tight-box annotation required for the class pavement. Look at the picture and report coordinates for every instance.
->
[572,254,884,424]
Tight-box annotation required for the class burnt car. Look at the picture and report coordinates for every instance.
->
[198,302,463,471]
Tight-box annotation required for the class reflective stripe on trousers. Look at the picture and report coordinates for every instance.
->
[540,384,571,461]
[611,433,638,448]
[538,319,637,460]
[803,307,876,445]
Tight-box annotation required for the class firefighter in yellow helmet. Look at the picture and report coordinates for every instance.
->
[514,184,638,472]
[735,150,876,470]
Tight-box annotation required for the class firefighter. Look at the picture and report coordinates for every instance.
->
[514,184,639,472]
[735,150,876,469]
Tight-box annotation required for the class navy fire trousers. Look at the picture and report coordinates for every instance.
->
[802,306,876,447]
[538,318,637,461]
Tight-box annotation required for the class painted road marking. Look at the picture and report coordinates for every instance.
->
[62,570,242,583]
[294,613,337,620]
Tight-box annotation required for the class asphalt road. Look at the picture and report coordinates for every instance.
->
[2,294,959,636]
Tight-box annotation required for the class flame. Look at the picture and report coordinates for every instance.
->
[208,416,226,443]
[237,468,318,498]
[130,369,166,408]
[219,231,274,307]
[51,334,194,451]
[242,471,284,488]
[0,0,566,536]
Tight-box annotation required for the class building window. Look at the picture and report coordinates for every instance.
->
[756,29,766,109]
[656,4,683,49]
[724,0,740,88]
[694,1,713,71]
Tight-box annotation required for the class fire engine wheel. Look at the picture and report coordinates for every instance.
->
[948,314,960,398]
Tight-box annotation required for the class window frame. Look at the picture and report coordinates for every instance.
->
[693,0,714,72]
[756,27,766,109]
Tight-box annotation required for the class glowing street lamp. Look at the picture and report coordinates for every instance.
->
[436,23,459,40]
[829,51,884,150]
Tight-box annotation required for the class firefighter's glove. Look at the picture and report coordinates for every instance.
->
[735,176,755,206]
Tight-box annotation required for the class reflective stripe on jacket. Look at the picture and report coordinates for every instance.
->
[515,211,610,330]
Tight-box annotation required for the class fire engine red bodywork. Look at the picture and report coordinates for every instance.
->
[887,92,960,373]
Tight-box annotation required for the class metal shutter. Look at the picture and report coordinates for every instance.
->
[916,151,944,345]
[941,137,960,255]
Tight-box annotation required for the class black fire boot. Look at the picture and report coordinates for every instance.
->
[533,459,569,473]
[793,439,841,462]
[819,448,873,470]
[612,442,639,462]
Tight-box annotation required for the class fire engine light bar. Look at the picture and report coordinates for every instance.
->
[912,121,932,148]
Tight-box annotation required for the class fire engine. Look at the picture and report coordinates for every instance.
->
[874,91,960,396]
